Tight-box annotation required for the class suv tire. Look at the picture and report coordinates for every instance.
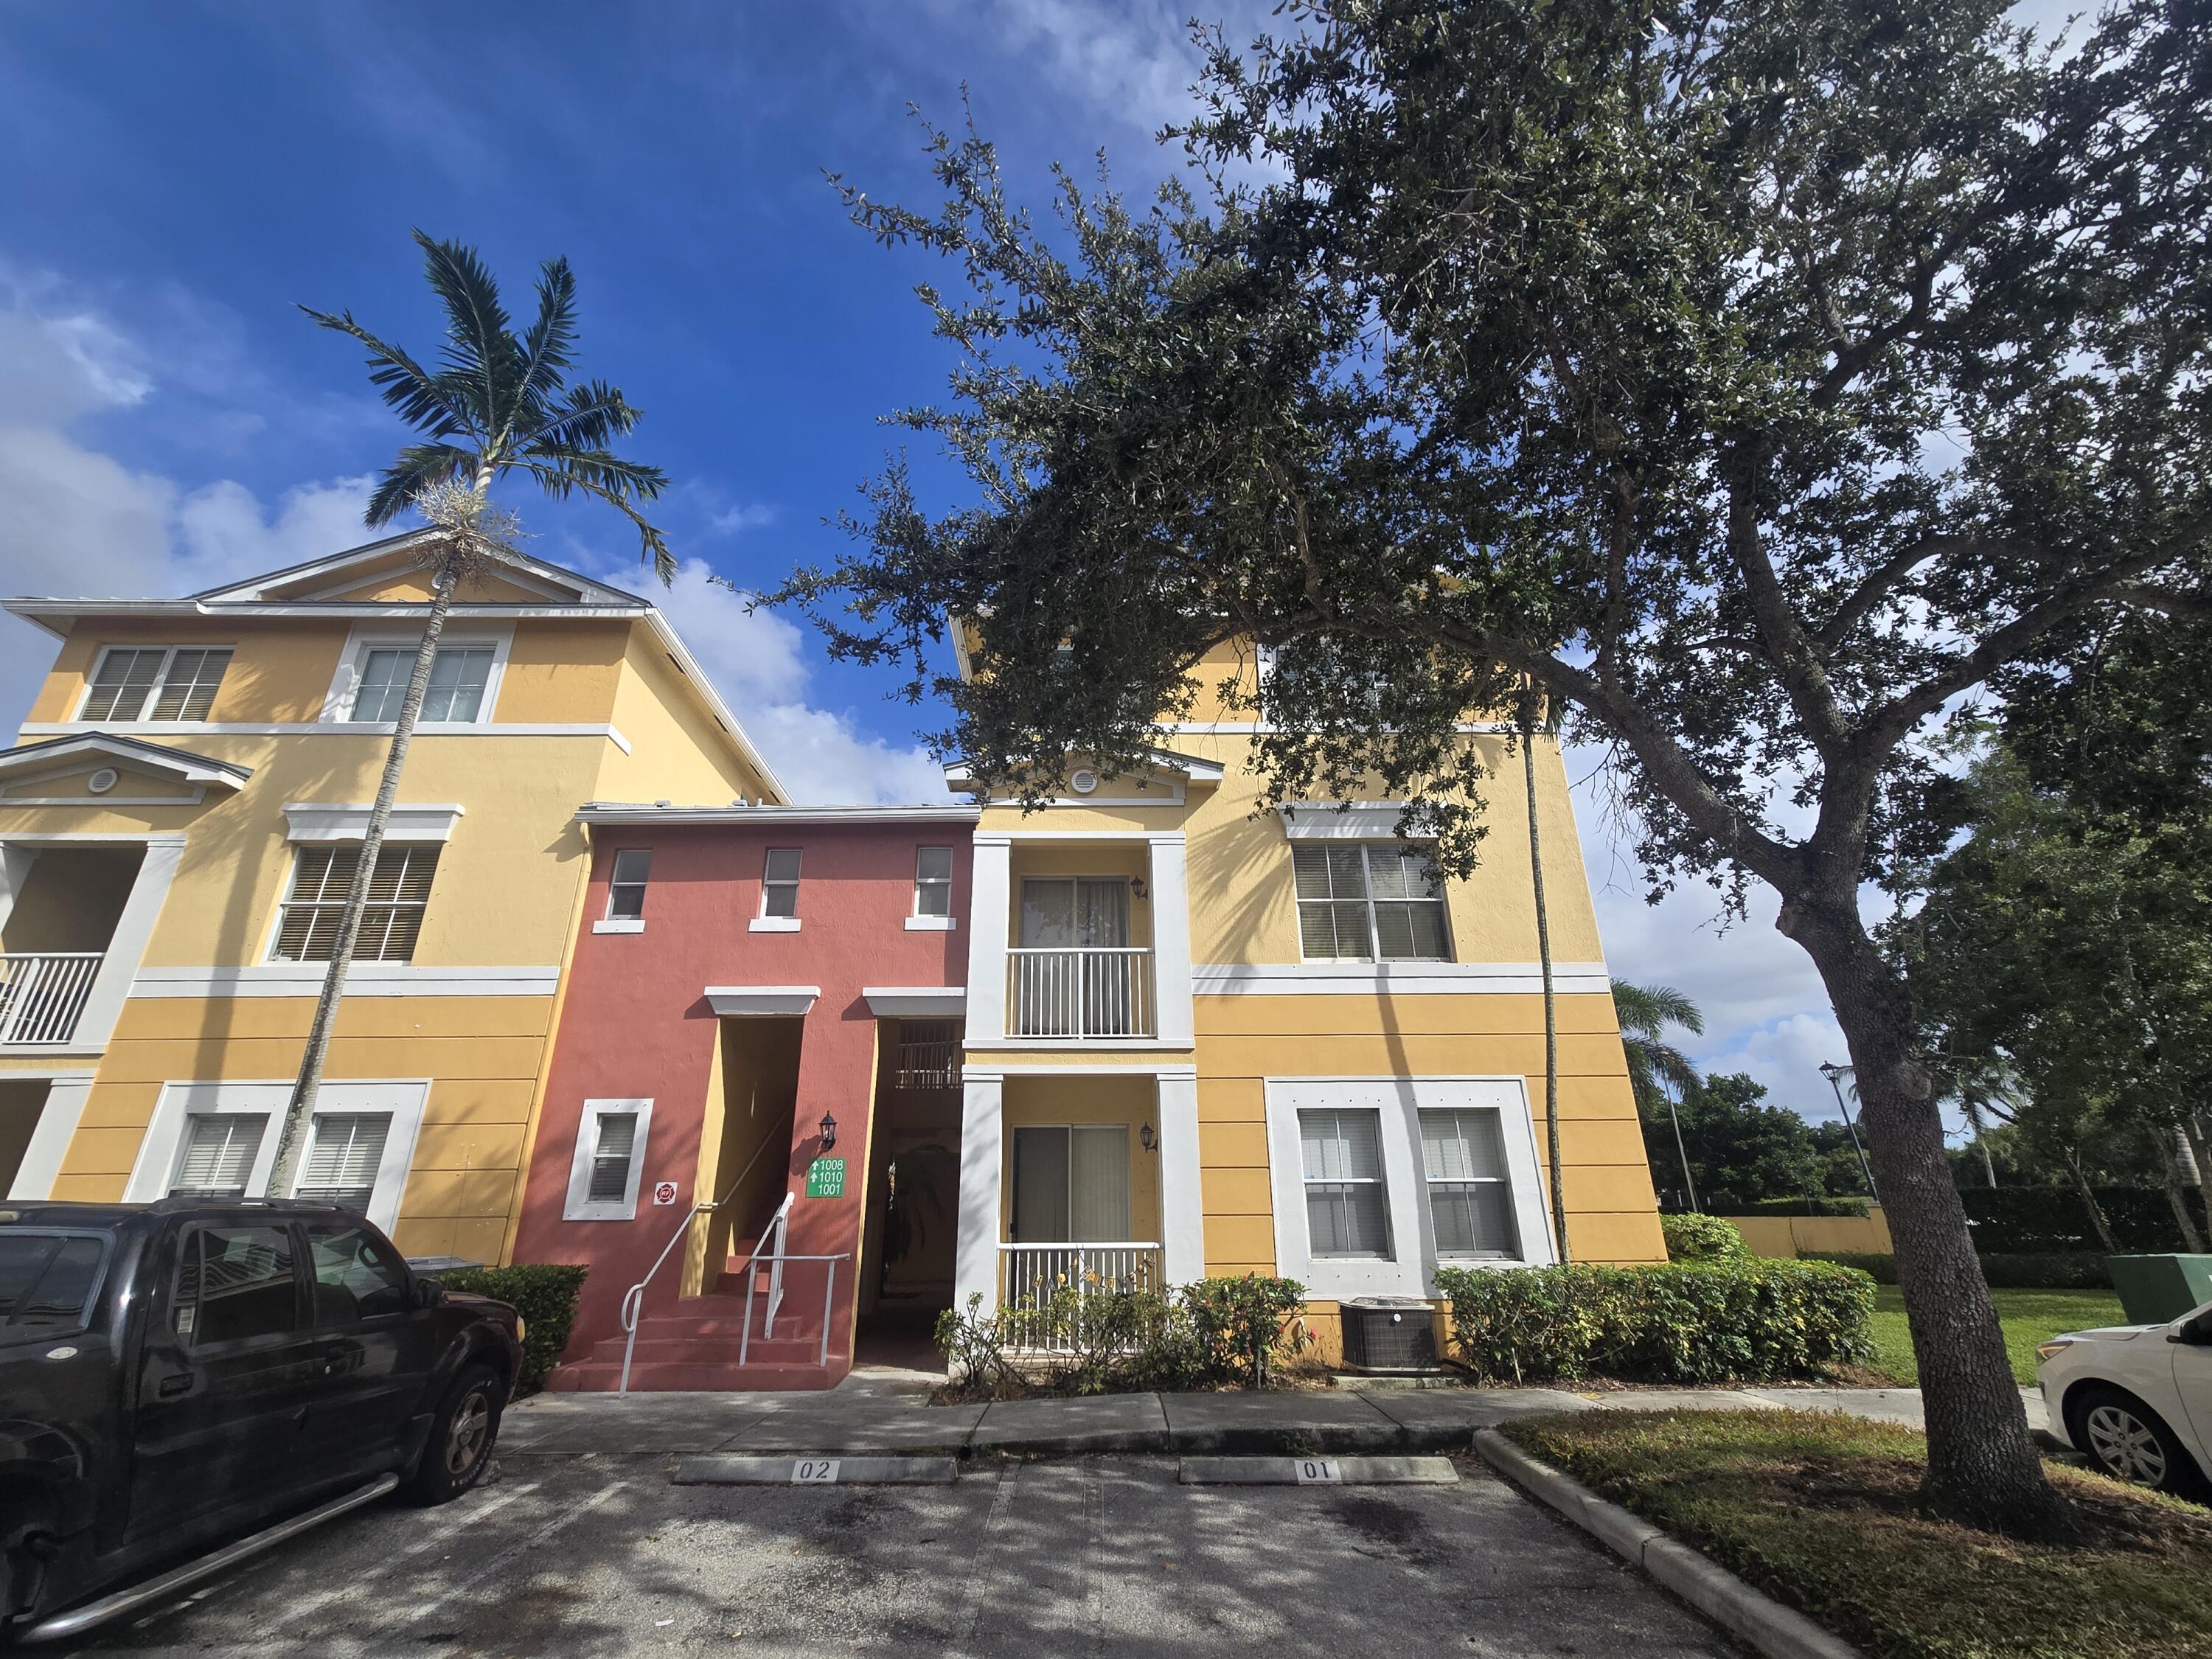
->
[404,1363,504,1506]
[2067,1382,2209,1499]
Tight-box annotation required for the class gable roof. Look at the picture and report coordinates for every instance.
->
[187,530,649,607]
[0,733,253,791]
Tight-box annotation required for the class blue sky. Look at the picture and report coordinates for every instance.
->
[4,0,2053,1130]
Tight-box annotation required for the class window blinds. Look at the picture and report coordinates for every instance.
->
[171,1113,268,1198]
[272,844,440,962]
[296,1113,392,1206]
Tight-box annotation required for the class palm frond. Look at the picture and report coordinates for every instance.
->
[524,445,669,504]
[532,380,644,454]
[414,230,515,433]
[1610,978,1704,1040]
[296,307,473,439]
[518,460,675,583]
[365,443,477,526]
[506,256,579,442]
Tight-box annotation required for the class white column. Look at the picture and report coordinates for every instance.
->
[1155,1073,1205,1284]
[1146,834,1194,1046]
[964,835,1010,1043]
[68,836,184,1054]
[8,1073,94,1200]
[954,1071,1005,1310]
[0,843,38,936]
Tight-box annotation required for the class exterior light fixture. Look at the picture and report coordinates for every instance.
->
[1140,1123,1156,1153]
[1131,878,1148,899]
[818,1110,838,1152]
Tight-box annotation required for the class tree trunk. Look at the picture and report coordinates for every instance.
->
[265,555,461,1197]
[2185,1113,2212,1241]
[1523,723,1567,1263]
[2149,1126,2207,1253]
[1964,1091,1998,1188]
[1776,893,2067,1537]
[2061,1147,2122,1254]
[1668,1095,1700,1213]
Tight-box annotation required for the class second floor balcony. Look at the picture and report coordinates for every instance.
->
[1006,945,1154,1039]
[0,951,103,1046]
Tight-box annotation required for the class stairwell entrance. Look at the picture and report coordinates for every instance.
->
[854,1017,963,1372]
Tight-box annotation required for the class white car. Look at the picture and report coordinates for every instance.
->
[2038,1297,2212,1498]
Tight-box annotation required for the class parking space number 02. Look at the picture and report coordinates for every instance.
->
[792,1458,841,1484]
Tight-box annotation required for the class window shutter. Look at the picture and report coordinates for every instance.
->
[297,1113,391,1203]
[149,647,232,720]
[172,1113,268,1197]
[84,649,164,720]
[588,1112,639,1203]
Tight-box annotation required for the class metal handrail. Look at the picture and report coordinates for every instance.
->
[616,1135,785,1395]
[735,1192,795,1365]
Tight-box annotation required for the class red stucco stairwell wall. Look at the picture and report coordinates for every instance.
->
[512,813,972,1387]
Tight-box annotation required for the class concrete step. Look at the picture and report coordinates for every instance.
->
[546,1358,838,1393]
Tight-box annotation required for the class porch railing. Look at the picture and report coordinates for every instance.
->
[998,1242,1164,1352]
[0,952,102,1046]
[1006,947,1153,1038]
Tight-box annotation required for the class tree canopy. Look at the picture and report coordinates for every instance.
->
[795,0,2212,1534]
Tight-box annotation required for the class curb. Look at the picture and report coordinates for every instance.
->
[1473,1430,1864,1659]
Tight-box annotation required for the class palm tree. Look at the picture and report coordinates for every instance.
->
[1612,979,1705,1210]
[264,231,673,1199]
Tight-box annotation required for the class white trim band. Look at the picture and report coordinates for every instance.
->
[130,964,560,998]
[1194,962,1613,996]
[864,987,968,1017]
[282,802,465,843]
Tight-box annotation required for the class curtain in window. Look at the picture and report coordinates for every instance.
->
[1068,1126,1131,1242]
[1011,1126,1071,1242]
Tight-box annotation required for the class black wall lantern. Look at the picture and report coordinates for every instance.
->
[1140,1122,1157,1153]
[818,1110,838,1152]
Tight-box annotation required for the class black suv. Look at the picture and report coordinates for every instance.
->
[1,1199,524,1645]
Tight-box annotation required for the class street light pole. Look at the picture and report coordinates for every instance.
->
[1666,1091,1700,1213]
[1819,1061,1879,1201]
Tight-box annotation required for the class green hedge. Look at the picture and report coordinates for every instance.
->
[1433,1262,1874,1385]
[1801,1250,2114,1290]
[437,1264,588,1396]
[1718,1197,1871,1218]
[1959,1186,2188,1253]
[1661,1214,1750,1262]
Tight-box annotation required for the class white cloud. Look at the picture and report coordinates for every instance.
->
[589,557,945,807]
[709,501,777,535]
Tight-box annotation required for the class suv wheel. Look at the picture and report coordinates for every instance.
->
[404,1363,504,1506]
[2069,1383,2208,1498]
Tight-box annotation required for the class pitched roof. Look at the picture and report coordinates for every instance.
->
[0,732,254,790]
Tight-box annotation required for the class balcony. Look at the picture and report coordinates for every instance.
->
[0,952,103,1046]
[1006,947,1153,1039]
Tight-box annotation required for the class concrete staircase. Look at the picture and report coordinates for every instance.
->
[546,1245,845,1393]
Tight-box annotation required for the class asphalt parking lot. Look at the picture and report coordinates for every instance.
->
[46,1450,1733,1658]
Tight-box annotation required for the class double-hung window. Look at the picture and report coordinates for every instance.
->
[80,646,233,722]
[1298,1107,1391,1259]
[294,1113,393,1211]
[914,846,953,917]
[169,1113,268,1200]
[349,644,495,723]
[271,844,440,962]
[1419,1107,1520,1258]
[1293,844,1450,961]
[762,849,801,917]
[565,1099,653,1220]
[607,849,652,921]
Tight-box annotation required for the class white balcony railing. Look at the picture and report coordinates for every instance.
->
[998,1242,1165,1352]
[1006,947,1152,1038]
[0,952,103,1046]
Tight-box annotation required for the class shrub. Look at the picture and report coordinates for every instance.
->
[1433,1261,1874,1385]
[437,1263,588,1396]
[1959,1186,2189,1253]
[1661,1214,1750,1262]
[1722,1197,1871,1218]
[1801,1250,2115,1290]
[1180,1274,1312,1388]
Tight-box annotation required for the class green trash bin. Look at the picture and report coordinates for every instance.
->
[2104,1254,2212,1324]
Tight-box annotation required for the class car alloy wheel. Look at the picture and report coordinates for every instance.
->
[444,1390,492,1478]
[2084,1401,2168,1486]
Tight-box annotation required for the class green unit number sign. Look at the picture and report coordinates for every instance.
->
[805,1157,846,1198]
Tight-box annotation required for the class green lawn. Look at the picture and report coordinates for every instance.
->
[1866,1286,2126,1386]
[1503,1409,2212,1659]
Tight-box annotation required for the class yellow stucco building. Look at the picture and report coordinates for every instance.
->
[950,639,1664,1357]
[0,533,782,1264]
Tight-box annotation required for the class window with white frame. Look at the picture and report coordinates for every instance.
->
[293,1113,393,1211]
[1419,1107,1520,1258]
[271,844,440,962]
[349,644,495,723]
[1298,1107,1391,1258]
[607,849,652,920]
[80,646,234,722]
[1292,844,1450,961]
[762,849,801,917]
[169,1113,268,1200]
[914,846,953,917]
[565,1099,653,1220]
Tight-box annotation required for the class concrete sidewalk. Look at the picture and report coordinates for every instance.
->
[499,1374,2053,1460]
